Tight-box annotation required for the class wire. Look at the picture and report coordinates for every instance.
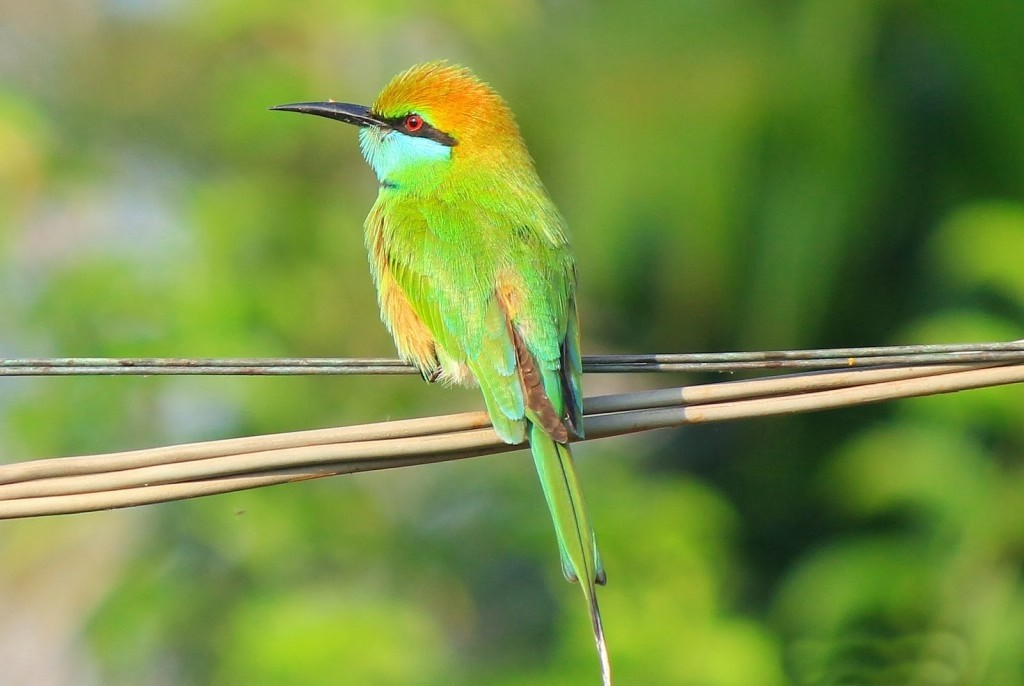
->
[1,340,1023,376]
[1,358,1022,519]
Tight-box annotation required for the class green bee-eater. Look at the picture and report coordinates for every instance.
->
[274,62,609,683]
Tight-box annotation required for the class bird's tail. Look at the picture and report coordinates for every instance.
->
[529,422,610,686]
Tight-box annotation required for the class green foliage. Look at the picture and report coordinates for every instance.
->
[1,1,1023,684]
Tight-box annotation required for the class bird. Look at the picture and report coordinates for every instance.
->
[273,62,609,684]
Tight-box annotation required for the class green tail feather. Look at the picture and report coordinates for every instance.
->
[529,423,610,685]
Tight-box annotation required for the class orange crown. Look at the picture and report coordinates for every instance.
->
[372,62,528,159]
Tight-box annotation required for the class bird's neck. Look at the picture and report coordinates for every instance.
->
[359,128,452,194]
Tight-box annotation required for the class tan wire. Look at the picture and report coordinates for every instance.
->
[0,362,1021,519]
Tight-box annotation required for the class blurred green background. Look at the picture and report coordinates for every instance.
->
[2,1,1024,684]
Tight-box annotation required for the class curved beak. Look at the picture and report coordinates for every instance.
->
[270,101,385,128]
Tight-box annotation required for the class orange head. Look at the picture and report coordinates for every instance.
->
[272,62,534,189]
[371,62,526,155]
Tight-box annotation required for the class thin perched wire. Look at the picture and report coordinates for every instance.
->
[1,358,1022,519]
[1,340,1023,375]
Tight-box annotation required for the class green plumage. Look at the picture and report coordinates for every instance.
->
[275,61,610,684]
[373,185,608,675]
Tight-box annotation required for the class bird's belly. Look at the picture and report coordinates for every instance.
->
[377,267,439,375]
[435,349,476,387]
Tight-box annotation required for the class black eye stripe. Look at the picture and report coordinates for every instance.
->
[381,113,457,147]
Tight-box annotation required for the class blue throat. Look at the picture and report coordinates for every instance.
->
[359,127,452,188]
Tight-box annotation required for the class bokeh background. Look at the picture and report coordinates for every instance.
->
[3,1,1024,684]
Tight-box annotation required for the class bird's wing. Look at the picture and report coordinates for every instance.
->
[491,222,581,441]
[375,194,579,445]
[560,288,585,438]
[374,197,523,444]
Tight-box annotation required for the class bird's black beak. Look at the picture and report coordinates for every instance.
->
[270,101,385,128]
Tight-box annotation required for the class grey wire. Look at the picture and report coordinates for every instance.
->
[1,341,1022,376]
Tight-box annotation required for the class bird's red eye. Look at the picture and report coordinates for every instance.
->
[404,114,424,132]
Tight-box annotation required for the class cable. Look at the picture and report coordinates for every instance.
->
[1,359,1021,519]
[1,340,1022,376]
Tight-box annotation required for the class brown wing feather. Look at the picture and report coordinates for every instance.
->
[511,326,569,444]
